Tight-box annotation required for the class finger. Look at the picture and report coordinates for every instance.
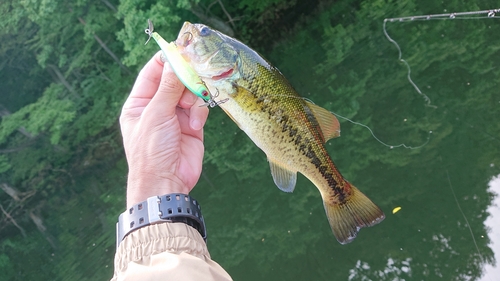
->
[176,106,204,141]
[120,52,164,135]
[122,51,164,116]
[178,88,198,109]
[189,97,209,131]
[143,60,185,120]
[176,88,208,132]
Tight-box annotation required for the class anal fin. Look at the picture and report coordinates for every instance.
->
[323,183,385,244]
[268,159,297,193]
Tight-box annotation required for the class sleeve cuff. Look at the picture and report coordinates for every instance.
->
[114,222,210,273]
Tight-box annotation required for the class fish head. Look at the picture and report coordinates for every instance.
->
[175,22,239,82]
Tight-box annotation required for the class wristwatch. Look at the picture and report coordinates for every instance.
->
[116,193,206,248]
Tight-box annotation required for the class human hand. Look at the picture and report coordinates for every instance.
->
[120,51,209,208]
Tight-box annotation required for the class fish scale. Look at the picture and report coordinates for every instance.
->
[176,22,385,244]
[233,64,343,200]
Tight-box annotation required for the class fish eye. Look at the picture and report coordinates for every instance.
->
[199,26,211,36]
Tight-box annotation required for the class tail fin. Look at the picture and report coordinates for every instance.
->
[323,184,385,244]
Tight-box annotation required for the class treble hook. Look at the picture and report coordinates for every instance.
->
[200,88,229,108]
[144,19,154,45]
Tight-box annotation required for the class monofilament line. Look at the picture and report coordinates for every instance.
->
[445,169,485,266]
[294,96,431,150]
[331,110,431,150]
[383,8,499,109]
[382,20,434,108]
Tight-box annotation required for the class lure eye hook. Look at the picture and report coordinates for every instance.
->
[144,19,154,45]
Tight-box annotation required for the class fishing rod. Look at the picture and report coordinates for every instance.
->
[384,8,500,22]
[382,8,500,108]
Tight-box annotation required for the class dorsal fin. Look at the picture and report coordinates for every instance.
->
[305,101,341,142]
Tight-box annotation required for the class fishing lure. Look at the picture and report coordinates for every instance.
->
[144,19,226,107]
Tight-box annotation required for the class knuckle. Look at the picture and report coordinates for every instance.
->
[159,75,183,92]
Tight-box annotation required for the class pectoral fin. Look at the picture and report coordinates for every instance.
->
[268,159,297,193]
[306,101,341,142]
[219,83,254,130]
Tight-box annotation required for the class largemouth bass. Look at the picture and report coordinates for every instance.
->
[175,22,385,244]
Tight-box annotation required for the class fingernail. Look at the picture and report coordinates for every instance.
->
[191,119,203,130]
[160,52,167,63]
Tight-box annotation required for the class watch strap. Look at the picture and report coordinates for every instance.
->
[116,194,206,248]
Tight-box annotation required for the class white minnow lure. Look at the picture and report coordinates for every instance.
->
[144,20,212,103]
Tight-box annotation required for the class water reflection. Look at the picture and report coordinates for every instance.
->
[348,258,412,280]
[2,1,499,280]
[480,175,500,280]
[200,2,500,280]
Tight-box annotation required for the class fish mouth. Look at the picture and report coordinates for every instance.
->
[175,21,237,80]
[211,67,235,80]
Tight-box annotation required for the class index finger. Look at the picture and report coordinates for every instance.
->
[122,51,164,117]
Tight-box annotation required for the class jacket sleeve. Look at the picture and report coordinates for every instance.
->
[111,222,233,281]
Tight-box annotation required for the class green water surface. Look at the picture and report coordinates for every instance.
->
[2,1,500,280]
[192,2,500,281]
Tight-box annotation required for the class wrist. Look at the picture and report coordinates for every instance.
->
[126,172,190,208]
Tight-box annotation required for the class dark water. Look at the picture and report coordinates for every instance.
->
[189,2,500,281]
[2,2,499,281]
[24,2,497,280]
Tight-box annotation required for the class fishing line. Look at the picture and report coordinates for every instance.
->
[382,8,500,109]
[281,95,431,150]
[445,169,486,267]
[382,20,433,108]
[330,110,431,150]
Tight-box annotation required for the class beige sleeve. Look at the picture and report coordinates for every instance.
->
[111,222,232,281]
